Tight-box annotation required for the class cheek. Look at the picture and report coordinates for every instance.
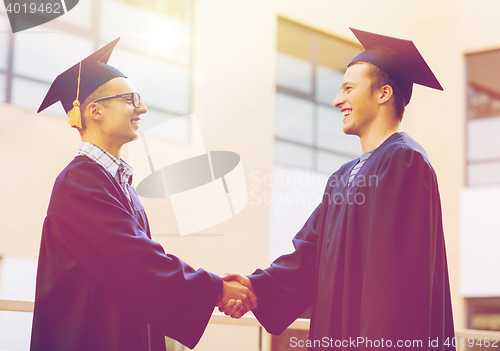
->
[103,115,124,133]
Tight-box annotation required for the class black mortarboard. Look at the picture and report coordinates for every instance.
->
[348,28,443,105]
[38,38,126,128]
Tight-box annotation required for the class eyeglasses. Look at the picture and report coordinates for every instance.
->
[94,92,141,108]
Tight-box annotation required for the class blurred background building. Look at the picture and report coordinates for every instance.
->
[1,0,500,349]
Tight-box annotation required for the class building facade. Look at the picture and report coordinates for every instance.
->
[2,0,500,349]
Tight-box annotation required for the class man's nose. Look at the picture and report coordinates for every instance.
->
[333,91,344,109]
[136,101,148,114]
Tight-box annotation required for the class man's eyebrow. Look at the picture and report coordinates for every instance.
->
[340,81,355,89]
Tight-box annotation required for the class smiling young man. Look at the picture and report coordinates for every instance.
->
[221,28,455,350]
[30,39,256,351]
[337,62,402,154]
[80,76,145,157]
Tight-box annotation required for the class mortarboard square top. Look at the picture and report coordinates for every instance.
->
[38,38,126,124]
[348,28,443,105]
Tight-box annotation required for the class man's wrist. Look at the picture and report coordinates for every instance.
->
[218,281,223,302]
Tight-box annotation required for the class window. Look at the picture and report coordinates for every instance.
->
[0,0,193,141]
[275,18,362,173]
[0,15,9,72]
[466,49,500,186]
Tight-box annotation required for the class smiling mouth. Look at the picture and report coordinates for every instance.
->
[342,109,352,118]
[131,119,140,126]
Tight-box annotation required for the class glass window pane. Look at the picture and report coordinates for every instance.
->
[13,32,93,83]
[276,52,312,94]
[55,0,92,29]
[275,93,314,145]
[274,140,313,169]
[467,49,500,119]
[468,161,500,186]
[316,151,353,175]
[467,116,500,162]
[467,84,500,119]
[0,73,6,103]
[115,0,190,22]
[11,77,66,116]
[111,47,191,115]
[316,65,344,105]
[277,19,312,62]
[0,311,33,351]
[0,15,9,71]
[101,0,192,65]
[0,256,37,351]
[317,33,362,72]
[317,105,360,157]
[0,256,37,300]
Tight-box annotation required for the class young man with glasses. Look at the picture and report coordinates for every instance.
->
[31,39,256,351]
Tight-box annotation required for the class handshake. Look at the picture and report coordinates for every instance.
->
[215,272,258,319]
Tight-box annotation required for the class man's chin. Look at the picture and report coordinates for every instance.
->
[343,125,354,135]
[343,123,361,137]
[129,130,140,142]
[122,133,140,145]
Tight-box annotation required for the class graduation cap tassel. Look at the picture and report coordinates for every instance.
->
[67,61,82,129]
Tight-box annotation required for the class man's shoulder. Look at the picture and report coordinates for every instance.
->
[48,156,123,216]
[57,155,106,178]
[53,155,114,192]
[377,132,432,167]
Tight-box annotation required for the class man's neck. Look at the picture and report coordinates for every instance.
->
[358,114,400,154]
[81,135,122,159]
[360,127,399,154]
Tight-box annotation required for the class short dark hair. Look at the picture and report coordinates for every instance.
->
[349,61,405,120]
[79,81,111,131]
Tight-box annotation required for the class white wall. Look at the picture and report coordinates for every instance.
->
[0,255,37,351]
[268,166,329,262]
[461,186,500,297]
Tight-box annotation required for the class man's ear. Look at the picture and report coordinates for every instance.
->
[378,84,393,105]
[86,102,103,122]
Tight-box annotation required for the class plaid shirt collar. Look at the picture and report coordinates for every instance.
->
[78,141,133,186]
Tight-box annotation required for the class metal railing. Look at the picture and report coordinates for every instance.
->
[0,299,34,313]
[0,298,305,351]
[3,298,500,351]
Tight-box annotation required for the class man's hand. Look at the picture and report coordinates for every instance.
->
[216,272,257,319]
[221,272,254,292]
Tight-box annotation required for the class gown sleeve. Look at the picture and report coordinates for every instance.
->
[47,161,222,348]
[248,202,324,335]
[357,146,453,349]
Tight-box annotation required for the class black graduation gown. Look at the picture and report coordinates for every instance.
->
[30,155,222,351]
[249,133,455,350]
